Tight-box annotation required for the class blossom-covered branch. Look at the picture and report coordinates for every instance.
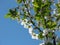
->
[5,0,60,45]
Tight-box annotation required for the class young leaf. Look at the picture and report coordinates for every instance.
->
[38,32,44,40]
[4,13,11,18]
[16,0,22,4]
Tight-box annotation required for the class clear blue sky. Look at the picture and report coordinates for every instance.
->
[0,0,41,45]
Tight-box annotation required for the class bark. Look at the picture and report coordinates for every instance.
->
[53,36,56,45]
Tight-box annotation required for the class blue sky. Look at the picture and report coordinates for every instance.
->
[0,0,41,45]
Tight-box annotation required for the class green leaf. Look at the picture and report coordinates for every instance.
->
[57,42,60,45]
[38,32,44,40]
[48,32,53,38]
[4,13,11,18]
[33,2,39,8]
[9,9,17,16]
[35,16,40,21]
[56,3,60,8]
[35,14,41,21]
[9,9,18,18]
[46,20,51,28]
[16,0,22,4]
[43,25,46,29]
[50,22,57,30]
[46,42,53,45]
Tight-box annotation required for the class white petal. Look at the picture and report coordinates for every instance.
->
[35,36,38,40]
[29,27,33,34]
[39,43,45,45]
[32,0,34,2]
[29,23,32,26]
[24,19,28,23]
[42,29,48,36]
[42,33,45,36]
[31,35,37,40]
[32,32,36,35]
[21,22,25,25]
[29,29,33,34]
[44,16,47,19]
[31,35,36,39]
[31,33,38,40]
[24,24,28,28]
[35,34,39,40]
[43,29,48,34]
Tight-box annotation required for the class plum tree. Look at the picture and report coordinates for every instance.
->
[5,0,60,45]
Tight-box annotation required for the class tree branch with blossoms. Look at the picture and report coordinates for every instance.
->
[5,0,60,45]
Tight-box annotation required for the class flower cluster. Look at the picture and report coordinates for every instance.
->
[17,19,39,40]
[42,29,49,36]
[31,33,38,40]
[6,0,60,45]
[17,18,60,43]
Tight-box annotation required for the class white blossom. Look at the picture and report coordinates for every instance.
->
[39,43,45,45]
[28,26,33,34]
[42,0,44,1]
[42,29,48,36]
[28,23,32,26]
[42,33,45,36]
[32,0,34,2]
[52,30,55,32]
[25,8,27,11]
[44,16,47,19]
[21,19,28,25]
[21,21,25,25]
[24,24,29,28]
[24,19,28,23]
[43,29,48,34]
[20,19,32,29]
[59,26,60,30]
[31,33,38,40]
[35,34,39,40]
[42,0,46,3]
[31,35,38,40]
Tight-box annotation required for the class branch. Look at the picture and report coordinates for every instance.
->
[22,0,43,32]
[52,32,56,45]
[53,36,56,45]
